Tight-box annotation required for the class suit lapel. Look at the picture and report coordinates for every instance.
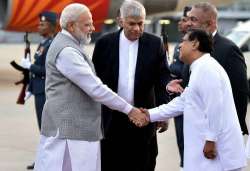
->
[134,34,147,91]
[111,30,121,92]
[211,33,219,59]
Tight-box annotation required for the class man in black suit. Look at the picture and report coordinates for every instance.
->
[20,11,57,170]
[92,1,171,171]
[186,2,249,135]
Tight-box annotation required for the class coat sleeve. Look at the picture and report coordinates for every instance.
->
[29,63,45,76]
[92,37,105,77]
[224,45,249,134]
[29,47,48,76]
[199,68,224,142]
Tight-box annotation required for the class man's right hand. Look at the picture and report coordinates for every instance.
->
[203,141,217,160]
[24,91,32,101]
[128,107,149,127]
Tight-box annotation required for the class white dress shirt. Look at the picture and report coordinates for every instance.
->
[118,30,138,105]
[34,30,133,171]
[149,54,246,171]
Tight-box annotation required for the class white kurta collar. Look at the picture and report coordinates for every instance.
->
[190,53,210,72]
[120,30,139,45]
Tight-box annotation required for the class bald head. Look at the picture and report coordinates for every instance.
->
[187,2,218,33]
[193,2,217,21]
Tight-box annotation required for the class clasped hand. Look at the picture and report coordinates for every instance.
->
[128,108,150,127]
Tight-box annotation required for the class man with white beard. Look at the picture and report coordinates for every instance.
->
[34,3,147,171]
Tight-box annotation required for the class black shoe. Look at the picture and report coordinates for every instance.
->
[27,162,35,170]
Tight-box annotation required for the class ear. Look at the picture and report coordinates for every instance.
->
[192,40,199,50]
[67,22,75,33]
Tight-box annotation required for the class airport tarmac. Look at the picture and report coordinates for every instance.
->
[0,44,250,171]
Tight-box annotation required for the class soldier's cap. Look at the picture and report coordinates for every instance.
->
[39,11,57,25]
[183,6,192,17]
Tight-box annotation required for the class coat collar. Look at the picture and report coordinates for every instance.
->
[111,30,148,91]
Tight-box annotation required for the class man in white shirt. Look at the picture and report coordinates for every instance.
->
[136,29,247,171]
[34,3,147,171]
[186,2,249,135]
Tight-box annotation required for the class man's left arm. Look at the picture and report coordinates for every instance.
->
[29,47,50,76]
[199,69,224,159]
[224,45,249,134]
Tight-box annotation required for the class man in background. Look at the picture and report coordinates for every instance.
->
[92,1,171,171]
[20,11,57,170]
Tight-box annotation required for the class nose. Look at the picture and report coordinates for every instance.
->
[133,24,140,31]
[186,19,192,29]
[91,24,95,32]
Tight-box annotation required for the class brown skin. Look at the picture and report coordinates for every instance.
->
[179,33,204,64]
[203,141,217,159]
[178,16,189,34]
[186,7,217,33]
[67,10,95,42]
[38,21,55,38]
[121,16,145,41]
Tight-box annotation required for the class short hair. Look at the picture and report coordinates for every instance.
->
[193,2,217,20]
[120,0,146,19]
[60,3,89,29]
[183,6,191,17]
[186,29,213,53]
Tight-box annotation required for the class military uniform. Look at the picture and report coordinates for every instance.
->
[28,37,53,130]
[23,11,57,170]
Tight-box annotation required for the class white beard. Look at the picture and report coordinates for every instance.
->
[74,27,91,45]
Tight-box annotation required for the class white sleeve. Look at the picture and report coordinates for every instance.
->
[55,47,132,114]
[149,92,185,122]
[199,69,223,142]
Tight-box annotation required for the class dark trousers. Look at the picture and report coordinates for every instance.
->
[101,114,158,171]
[174,115,184,167]
[34,93,45,131]
[101,136,157,171]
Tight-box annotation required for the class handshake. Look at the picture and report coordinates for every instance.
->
[128,108,150,127]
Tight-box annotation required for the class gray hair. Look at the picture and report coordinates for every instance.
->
[60,3,89,29]
[120,0,146,19]
[193,2,218,20]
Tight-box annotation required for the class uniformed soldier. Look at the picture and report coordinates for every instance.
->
[20,11,57,170]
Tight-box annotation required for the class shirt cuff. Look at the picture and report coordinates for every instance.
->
[123,104,133,115]
[148,108,162,122]
[205,131,218,142]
